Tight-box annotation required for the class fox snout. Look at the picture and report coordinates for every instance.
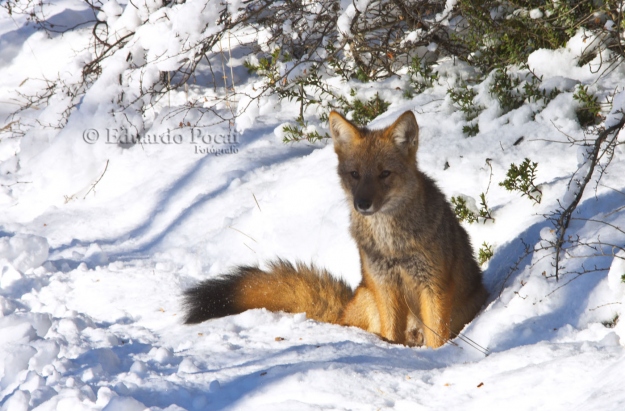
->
[352,177,378,215]
[355,198,373,214]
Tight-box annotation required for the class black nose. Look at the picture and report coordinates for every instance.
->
[355,199,372,212]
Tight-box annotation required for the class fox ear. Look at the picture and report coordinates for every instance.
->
[329,111,360,149]
[386,111,419,152]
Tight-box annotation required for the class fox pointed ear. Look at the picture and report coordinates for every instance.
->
[386,111,419,153]
[329,111,360,150]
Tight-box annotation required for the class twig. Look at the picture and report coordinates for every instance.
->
[589,302,622,311]
[1,181,32,187]
[83,159,110,199]
[484,158,493,196]
[228,226,258,243]
[252,193,262,212]
[544,265,610,298]
[402,295,489,355]
[0,120,18,132]
[548,120,577,144]
[552,114,625,281]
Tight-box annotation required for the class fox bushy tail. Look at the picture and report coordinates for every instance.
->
[183,259,353,324]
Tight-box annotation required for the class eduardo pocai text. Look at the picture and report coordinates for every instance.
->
[82,127,240,156]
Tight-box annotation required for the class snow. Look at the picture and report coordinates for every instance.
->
[1,1,625,410]
[529,9,543,19]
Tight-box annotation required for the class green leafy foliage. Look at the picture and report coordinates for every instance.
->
[573,85,601,127]
[499,158,542,204]
[488,70,562,117]
[244,48,282,82]
[478,193,495,222]
[406,57,439,97]
[489,69,524,114]
[478,242,494,265]
[453,0,602,71]
[452,196,478,224]
[451,193,494,224]
[522,74,561,105]
[448,82,484,136]
[463,123,479,137]
[354,67,371,83]
[236,1,614,146]
[338,91,390,126]
[448,83,482,121]
[282,117,329,143]
[246,49,337,120]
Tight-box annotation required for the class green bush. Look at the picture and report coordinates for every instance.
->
[573,85,601,127]
[453,0,604,71]
[448,82,484,136]
[463,123,480,137]
[282,117,329,143]
[522,74,561,105]
[478,242,494,265]
[406,57,439,97]
[448,83,482,121]
[500,158,542,204]
[338,91,391,126]
[489,69,524,114]
[452,196,479,224]
[451,193,494,224]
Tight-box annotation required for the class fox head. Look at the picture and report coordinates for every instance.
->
[329,110,420,216]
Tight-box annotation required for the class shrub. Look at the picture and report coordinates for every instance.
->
[406,57,439,96]
[452,196,478,224]
[338,92,391,126]
[500,158,542,204]
[282,117,329,143]
[452,0,611,72]
[448,83,482,121]
[489,69,524,114]
[573,85,601,127]
[451,193,494,224]
[478,242,494,265]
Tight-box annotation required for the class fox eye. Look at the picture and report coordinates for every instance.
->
[379,170,391,178]
[350,171,360,179]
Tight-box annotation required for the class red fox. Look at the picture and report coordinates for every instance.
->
[183,111,487,348]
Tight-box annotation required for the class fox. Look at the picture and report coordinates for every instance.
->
[183,110,488,348]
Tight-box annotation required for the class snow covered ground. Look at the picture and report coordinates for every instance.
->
[1,1,625,410]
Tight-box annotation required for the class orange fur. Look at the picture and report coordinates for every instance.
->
[183,111,488,348]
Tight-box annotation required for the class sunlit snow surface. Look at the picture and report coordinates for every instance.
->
[1,1,625,410]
